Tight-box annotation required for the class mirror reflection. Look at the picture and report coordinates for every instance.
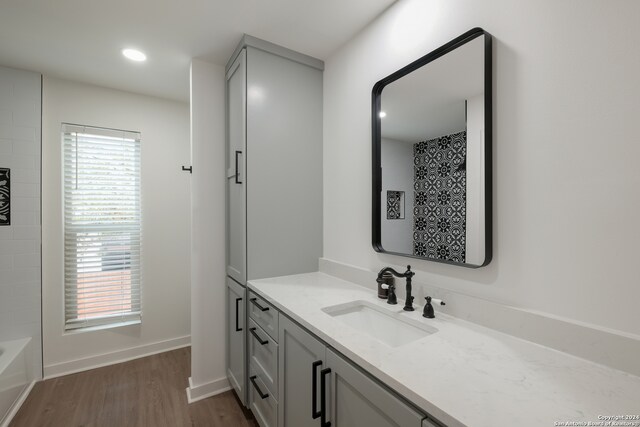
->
[374,30,491,267]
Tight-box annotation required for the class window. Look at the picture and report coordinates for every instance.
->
[63,124,141,331]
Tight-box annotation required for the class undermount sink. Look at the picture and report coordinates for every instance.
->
[321,300,437,348]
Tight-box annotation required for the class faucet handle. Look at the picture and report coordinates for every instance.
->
[422,296,446,319]
[422,297,434,318]
[386,283,397,305]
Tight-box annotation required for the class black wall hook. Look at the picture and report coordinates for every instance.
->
[181,166,192,174]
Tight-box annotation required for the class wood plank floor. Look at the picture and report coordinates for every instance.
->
[10,347,258,427]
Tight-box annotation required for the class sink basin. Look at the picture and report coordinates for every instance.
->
[321,300,437,347]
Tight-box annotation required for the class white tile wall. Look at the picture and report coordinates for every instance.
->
[0,65,42,379]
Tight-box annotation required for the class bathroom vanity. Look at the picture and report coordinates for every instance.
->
[246,272,640,427]
[246,283,437,427]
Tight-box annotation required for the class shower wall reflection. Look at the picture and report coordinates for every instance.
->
[0,65,42,422]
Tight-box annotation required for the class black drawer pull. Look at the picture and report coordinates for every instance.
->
[235,150,242,184]
[235,297,242,332]
[320,368,331,427]
[312,360,322,419]
[250,327,269,345]
[250,297,270,312]
[250,375,269,399]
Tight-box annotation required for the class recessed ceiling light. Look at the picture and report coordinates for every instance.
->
[379,111,387,118]
[122,48,147,62]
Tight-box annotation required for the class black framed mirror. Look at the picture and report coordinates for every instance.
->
[372,28,492,268]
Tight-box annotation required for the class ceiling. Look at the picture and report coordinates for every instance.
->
[0,0,395,102]
[381,36,485,143]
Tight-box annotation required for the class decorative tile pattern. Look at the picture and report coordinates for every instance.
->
[413,131,466,262]
[0,168,9,226]
[386,190,405,219]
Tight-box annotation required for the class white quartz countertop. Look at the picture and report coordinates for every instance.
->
[248,272,640,427]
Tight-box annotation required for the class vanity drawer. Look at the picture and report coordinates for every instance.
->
[250,368,278,427]
[249,319,278,400]
[249,291,279,340]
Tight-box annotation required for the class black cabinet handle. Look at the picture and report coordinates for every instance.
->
[320,368,331,427]
[250,327,268,345]
[235,151,242,184]
[250,375,269,399]
[250,298,270,312]
[312,361,322,419]
[235,298,242,332]
[181,166,192,173]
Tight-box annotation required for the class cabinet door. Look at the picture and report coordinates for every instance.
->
[245,46,323,281]
[326,349,425,427]
[226,49,247,284]
[227,277,246,405]
[278,316,326,427]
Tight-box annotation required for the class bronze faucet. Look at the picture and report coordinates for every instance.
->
[376,265,415,311]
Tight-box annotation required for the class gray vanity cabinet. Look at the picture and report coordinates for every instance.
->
[326,349,430,427]
[277,314,430,427]
[249,295,279,427]
[225,36,323,287]
[227,278,246,404]
[278,315,326,427]
[226,49,247,285]
[225,35,324,408]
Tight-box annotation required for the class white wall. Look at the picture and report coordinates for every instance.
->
[0,65,42,379]
[324,0,640,336]
[188,59,228,399]
[42,77,191,376]
[381,137,413,254]
[465,94,484,265]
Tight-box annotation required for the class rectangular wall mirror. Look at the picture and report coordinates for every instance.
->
[372,28,492,268]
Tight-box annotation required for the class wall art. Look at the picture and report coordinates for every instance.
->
[386,190,405,220]
[0,168,10,226]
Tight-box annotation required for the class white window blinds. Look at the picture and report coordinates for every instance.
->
[63,124,142,331]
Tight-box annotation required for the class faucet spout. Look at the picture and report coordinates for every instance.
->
[376,267,404,281]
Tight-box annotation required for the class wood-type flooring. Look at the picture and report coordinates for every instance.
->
[10,347,258,427]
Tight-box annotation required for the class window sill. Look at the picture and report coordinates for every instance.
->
[64,319,141,335]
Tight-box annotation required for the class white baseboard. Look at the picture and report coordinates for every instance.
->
[43,335,191,379]
[0,380,36,427]
[186,376,231,403]
[319,258,640,376]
